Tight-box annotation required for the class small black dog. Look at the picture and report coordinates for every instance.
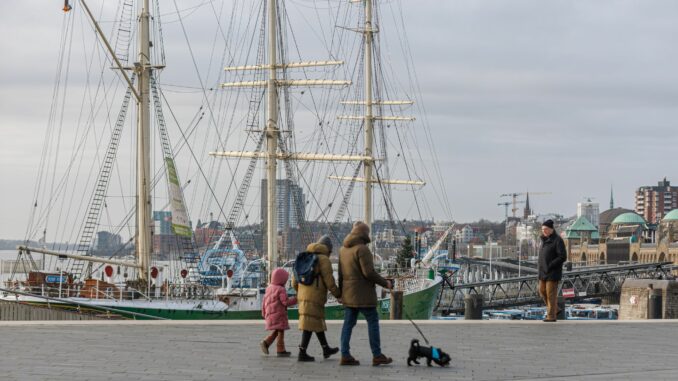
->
[407,339,451,367]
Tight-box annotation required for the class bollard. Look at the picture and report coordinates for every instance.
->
[557,297,566,320]
[648,286,663,319]
[390,290,404,320]
[464,294,483,320]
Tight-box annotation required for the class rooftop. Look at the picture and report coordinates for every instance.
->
[663,208,678,221]
[612,212,647,226]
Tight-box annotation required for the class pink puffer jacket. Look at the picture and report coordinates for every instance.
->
[262,268,297,330]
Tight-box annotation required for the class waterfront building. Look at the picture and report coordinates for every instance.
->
[635,178,678,223]
[516,223,536,243]
[598,207,633,241]
[566,208,678,275]
[194,220,225,249]
[608,212,648,243]
[577,199,599,227]
[260,179,306,231]
[93,231,123,254]
[455,225,474,244]
[564,216,599,244]
[153,211,180,255]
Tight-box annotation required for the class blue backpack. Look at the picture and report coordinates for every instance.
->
[294,251,318,286]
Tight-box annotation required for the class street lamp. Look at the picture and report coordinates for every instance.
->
[488,234,492,280]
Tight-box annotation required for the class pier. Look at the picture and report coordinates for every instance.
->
[1,320,677,380]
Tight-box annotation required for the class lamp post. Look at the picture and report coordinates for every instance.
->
[488,234,492,280]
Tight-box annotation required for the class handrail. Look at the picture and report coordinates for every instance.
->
[0,287,167,320]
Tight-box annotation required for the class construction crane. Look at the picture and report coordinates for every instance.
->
[498,201,524,219]
[500,192,551,218]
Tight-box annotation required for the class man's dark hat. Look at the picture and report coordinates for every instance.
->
[542,219,554,229]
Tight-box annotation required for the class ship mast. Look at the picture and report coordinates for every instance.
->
[213,0,351,282]
[265,0,280,280]
[335,0,423,239]
[17,1,150,277]
[363,0,375,234]
[135,0,153,280]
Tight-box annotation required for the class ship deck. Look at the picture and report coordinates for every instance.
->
[1,320,676,380]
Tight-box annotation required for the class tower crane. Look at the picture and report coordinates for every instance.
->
[497,201,524,219]
[500,191,551,218]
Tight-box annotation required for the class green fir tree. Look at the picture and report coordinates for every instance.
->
[396,236,415,268]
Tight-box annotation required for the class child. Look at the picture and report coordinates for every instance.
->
[261,268,297,357]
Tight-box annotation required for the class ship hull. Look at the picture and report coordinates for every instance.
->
[115,278,440,320]
[5,277,441,320]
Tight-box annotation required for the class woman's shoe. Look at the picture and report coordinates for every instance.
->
[260,340,270,355]
[298,348,315,362]
[322,346,339,359]
[277,351,291,357]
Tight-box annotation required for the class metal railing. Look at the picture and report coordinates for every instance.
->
[0,287,167,320]
[436,262,676,314]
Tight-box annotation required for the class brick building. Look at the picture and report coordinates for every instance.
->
[635,178,678,223]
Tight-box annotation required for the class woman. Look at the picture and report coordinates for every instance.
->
[292,235,341,362]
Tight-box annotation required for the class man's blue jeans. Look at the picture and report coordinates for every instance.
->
[340,307,381,357]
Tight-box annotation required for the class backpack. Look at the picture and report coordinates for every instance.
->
[293,251,318,286]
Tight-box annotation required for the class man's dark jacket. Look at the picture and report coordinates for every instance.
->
[538,231,567,281]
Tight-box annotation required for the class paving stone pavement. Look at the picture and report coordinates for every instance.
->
[1,320,677,381]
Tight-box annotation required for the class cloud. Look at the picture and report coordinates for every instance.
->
[2,1,678,240]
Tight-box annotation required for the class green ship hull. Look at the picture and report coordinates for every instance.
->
[106,278,441,320]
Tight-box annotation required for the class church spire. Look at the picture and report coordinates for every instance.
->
[609,185,614,209]
[523,192,531,219]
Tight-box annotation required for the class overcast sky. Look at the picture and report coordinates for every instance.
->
[2,0,678,240]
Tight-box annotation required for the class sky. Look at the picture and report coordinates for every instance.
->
[2,0,678,240]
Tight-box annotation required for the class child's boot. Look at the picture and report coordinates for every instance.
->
[276,332,290,357]
[260,339,270,355]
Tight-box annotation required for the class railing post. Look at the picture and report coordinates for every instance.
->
[464,294,483,320]
[557,297,566,320]
[390,290,404,320]
[648,284,663,319]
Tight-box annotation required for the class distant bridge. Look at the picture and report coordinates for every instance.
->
[435,262,676,315]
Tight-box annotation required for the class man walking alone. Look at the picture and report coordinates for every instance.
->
[538,219,567,322]
[338,221,393,366]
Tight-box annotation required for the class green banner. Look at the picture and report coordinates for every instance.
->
[165,157,191,237]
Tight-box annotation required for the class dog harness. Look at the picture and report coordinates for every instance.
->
[431,347,440,360]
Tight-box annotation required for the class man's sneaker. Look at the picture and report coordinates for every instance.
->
[340,356,360,366]
[372,354,393,366]
[260,340,269,355]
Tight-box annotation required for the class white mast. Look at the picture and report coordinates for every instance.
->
[266,0,279,278]
[214,1,350,282]
[136,0,153,281]
[363,0,374,233]
[333,0,422,235]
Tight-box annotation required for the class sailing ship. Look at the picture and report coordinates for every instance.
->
[2,0,448,320]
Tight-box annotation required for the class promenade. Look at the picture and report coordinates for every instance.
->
[1,320,677,381]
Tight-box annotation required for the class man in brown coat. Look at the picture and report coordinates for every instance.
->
[292,235,341,362]
[338,221,393,366]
